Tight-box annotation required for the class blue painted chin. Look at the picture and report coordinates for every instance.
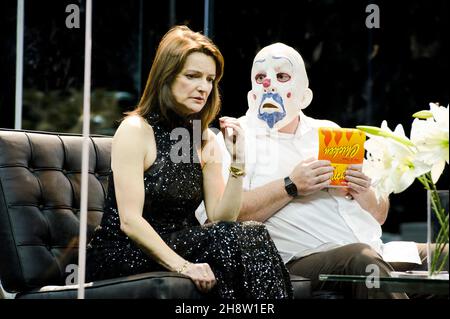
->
[258,111,286,128]
[257,92,286,128]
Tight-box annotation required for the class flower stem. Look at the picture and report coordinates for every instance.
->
[417,172,449,276]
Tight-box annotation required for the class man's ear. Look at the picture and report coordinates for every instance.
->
[247,90,258,112]
[300,88,313,109]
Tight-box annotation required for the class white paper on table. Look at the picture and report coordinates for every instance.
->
[381,241,422,264]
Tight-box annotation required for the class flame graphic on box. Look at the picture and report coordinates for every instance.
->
[318,128,366,187]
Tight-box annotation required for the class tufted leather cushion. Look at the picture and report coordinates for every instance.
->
[0,128,311,298]
[0,129,110,292]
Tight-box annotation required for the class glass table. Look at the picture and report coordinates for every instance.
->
[319,273,449,296]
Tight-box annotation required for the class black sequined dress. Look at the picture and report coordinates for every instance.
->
[86,110,293,299]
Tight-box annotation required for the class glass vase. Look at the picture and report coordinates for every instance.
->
[427,190,449,278]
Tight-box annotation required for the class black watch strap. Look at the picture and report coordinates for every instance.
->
[284,176,298,197]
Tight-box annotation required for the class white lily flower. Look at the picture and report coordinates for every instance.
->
[387,139,430,193]
[363,136,394,199]
[411,103,449,183]
[430,103,449,130]
[362,120,431,199]
[359,103,448,276]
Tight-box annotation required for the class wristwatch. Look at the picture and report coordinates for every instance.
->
[284,176,298,197]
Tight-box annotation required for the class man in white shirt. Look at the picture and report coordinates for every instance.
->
[198,43,447,298]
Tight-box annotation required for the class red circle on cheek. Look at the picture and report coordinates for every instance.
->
[287,92,291,98]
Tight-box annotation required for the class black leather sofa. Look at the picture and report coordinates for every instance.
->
[0,128,311,299]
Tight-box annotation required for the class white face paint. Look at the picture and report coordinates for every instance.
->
[247,43,312,131]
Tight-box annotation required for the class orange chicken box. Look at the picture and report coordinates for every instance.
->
[318,127,366,187]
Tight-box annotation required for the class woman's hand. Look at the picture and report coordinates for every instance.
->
[219,117,245,166]
[181,262,217,293]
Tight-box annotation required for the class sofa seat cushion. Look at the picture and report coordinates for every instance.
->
[289,274,311,299]
[17,273,311,299]
[16,272,203,299]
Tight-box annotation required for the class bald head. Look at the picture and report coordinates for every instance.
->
[252,43,309,88]
[248,42,313,130]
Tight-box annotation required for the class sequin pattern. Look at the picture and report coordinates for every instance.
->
[86,111,293,299]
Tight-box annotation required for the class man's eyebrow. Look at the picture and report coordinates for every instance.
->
[272,56,293,67]
[253,58,266,65]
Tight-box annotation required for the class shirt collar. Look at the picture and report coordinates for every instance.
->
[243,110,316,140]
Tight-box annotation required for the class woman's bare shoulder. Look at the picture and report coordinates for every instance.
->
[111,115,156,170]
[114,115,154,140]
[112,115,155,153]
